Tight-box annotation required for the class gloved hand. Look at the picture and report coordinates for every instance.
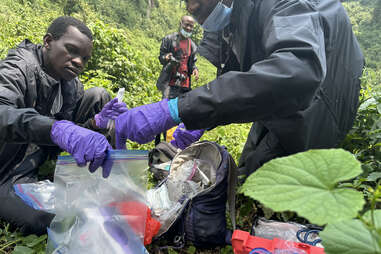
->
[95,98,128,129]
[115,99,180,149]
[170,123,205,150]
[50,120,113,178]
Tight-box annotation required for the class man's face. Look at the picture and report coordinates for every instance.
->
[43,25,92,81]
[185,0,219,25]
[181,16,195,33]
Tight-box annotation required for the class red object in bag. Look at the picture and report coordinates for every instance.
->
[232,230,325,254]
[109,201,161,246]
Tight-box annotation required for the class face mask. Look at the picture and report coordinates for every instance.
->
[201,1,232,32]
[180,27,192,38]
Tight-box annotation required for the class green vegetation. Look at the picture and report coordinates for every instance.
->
[0,223,46,254]
[242,149,381,254]
[0,0,380,253]
[344,0,381,69]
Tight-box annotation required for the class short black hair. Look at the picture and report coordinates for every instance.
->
[46,16,93,41]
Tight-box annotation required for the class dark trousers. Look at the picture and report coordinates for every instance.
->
[0,87,111,235]
[238,122,287,183]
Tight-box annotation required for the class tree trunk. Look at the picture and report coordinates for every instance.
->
[146,0,153,19]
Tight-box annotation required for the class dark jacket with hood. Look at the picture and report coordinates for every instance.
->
[156,32,198,92]
[0,40,85,184]
[178,0,364,176]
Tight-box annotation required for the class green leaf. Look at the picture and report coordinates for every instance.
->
[12,245,35,254]
[320,217,381,254]
[24,234,47,248]
[377,102,381,114]
[359,97,376,111]
[363,210,381,229]
[242,149,364,225]
[21,234,38,244]
[186,246,196,254]
[367,172,381,182]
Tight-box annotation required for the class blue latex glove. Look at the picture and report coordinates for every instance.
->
[115,99,179,149]
[170,123,205,150]
[95,98,128,129]
[50,120,113,178]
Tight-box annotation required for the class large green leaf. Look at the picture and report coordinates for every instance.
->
[241,149,364,225]
[12,246,34,254]
[363,210,381,229]
[320,211,381,254]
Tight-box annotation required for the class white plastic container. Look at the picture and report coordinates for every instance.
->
[107,88,125,129]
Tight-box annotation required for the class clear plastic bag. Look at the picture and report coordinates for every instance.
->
[252,217,323,248]
[14,179,56,213]
[146,159,217,235]
[15,150,150,254]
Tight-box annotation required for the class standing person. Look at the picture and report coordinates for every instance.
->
[115,0,364,181]
[155,15,200,144]
[0,16,126,235]
[156,15,199,99]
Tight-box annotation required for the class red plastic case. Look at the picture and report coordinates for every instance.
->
[232,230,325,254]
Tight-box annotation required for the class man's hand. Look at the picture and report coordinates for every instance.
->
[170,123,204,150]
[115,99,178,149]
[95,98,128,129]
[192,69,199,81]
[50,120,113,178]
[165,53,173,61]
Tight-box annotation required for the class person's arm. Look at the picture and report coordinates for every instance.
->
[158,35,172,66]
[0,56,114,177]
[191,41,198,72]
[0,58,56,145]
[178,0,326,130]
[190,42,199,80]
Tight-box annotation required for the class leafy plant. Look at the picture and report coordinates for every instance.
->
[343,1,381,68]
[242,149,381,254]
[0,0,380,253]
[340,68,381,209]
[0,222,47,254]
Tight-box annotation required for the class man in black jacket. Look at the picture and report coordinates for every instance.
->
[155,15,200,144]
[114,0,364,180]
[156,15,199,99]
[0,16,124,235]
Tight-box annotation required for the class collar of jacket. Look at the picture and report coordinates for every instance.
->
[17,40,63,114]
[36,43,61,87]
[229,0,255,71]
[174,31,191,42]
[17,39,60,88]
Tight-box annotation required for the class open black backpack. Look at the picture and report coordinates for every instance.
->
[148,141,238,249]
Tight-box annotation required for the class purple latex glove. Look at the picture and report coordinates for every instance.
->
[51,120,113,178]
[170,123,205,150]
[95,98,128,129]
[115,99,177,149]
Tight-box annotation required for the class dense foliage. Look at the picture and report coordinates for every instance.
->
[0,0,380,253]
[241,149,381,254]
[344,0,381,69]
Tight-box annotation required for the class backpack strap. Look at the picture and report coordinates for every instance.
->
[149,141,179,165]
[227,154,237,230]
[187,38,191,58]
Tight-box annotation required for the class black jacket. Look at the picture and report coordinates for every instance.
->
[178,0,364,175]
[0,40,84,183]
[156,32,198,92]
